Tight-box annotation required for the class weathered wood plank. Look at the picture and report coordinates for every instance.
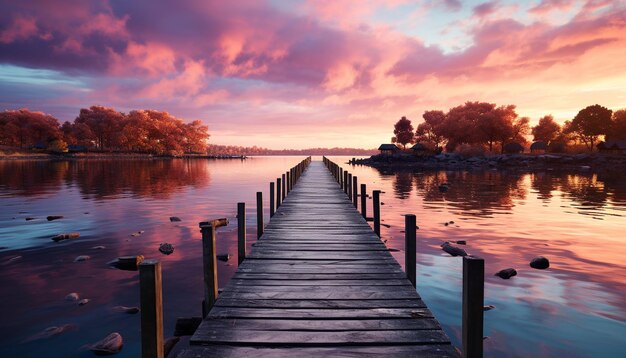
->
[207,307,434,319]
[192,318,440,331]
[214,298,426,309]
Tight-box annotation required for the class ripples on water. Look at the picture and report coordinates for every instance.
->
[0,157,624,357]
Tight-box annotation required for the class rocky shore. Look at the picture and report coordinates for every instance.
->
[354,152,626,172]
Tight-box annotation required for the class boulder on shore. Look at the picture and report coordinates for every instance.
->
[495,268,517,279]
[530,256,550,269]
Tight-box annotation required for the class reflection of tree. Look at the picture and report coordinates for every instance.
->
[393,171,413,199]
[0,160,68,197]
[530,172,555,201]
[65,159,210,199]
[558,174,608,212]
[0,159,210,199]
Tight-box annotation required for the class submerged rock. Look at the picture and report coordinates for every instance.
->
[130,231,145,237]
[47,215,64,221]
[74,255,91,262]
[52,232,80,242]
[113,306,140,314]
[494,268,517,279]
[89,332,123,355]
[440,242,468,257]
[92,246,106,250]
[483,305,496,311]
[23,324,77,342]
[169,216,182,222]
[78,298,90,306]
[159,243,174,255]
[65,292,80,301]
[216,254,231,262]
[25,217,36,221]
[530,256,550,269]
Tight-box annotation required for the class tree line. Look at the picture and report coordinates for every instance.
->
[392,102,626,152]
[207,144,377,156]
[0,106,210,155]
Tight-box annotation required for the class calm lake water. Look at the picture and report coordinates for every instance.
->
[0,157,624,357]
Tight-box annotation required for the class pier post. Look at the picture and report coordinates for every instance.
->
[286,171,290,194]
[463,256,484,358]
[352,176,358,208]
[256,192,263,239]
[139,260,164,358]
[269,183,275,217]
[282,174,286,200]
[238,202,246,265]
[347,173,352,199]
[199,219,227,316]
[277,178,282,208]
[405,214,416,287]
[373,190,381,237]
[360,184,367,219]
[343,170,348,194]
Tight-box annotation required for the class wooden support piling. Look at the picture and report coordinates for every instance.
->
[373,190,381,237]
[286,171,291,194]
[282,173,286,200]
[347,173,352,201]
[360,183,367,219]
[276,178,282,208]
[343,170,348,194]
[269,183,275,217]
[405,214,416,287]
[462,256,484,358]
[352,176,358,208]
[237,202,246,265]
[139,260,164,358]
[256,192,263,239]
[200,223,218,316]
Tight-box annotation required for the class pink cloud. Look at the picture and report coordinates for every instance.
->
[473,1,500,18]
[530,0,576,15]
[0,15,39,43]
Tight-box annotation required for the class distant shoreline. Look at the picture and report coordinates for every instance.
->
[353,152,626,173]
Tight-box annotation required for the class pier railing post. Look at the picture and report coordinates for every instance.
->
[343,170,348,194]
[405,214,416,287]
[282,174,286,200]
[277,178,282,208]
[256,192,263,239]
[238,202,246,265]
[373,190,381,237]
[463,256,484,358]
[360,183,367,219]
[199,218,227,316]
[347,173,352,199]
[286,171,291,194]
[269,183,275,217]
[139,260,164,358]
[352,176,358,208]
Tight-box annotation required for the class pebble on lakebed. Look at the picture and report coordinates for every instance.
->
[530,256,550,269]
[52,232,80,242]
[74,255,90,262]
[78,298,90,306]
[495,268,517,279]
[89,332,123,355]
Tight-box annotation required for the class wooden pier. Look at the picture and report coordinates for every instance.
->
[174,160,461,357]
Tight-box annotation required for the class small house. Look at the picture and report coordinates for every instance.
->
[597,140,626,153]
[411,143,432,156]
[503,142,524,154]
[378,144,399,155]
[530,141,547,154]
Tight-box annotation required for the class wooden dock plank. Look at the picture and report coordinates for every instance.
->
[181,161,458,357]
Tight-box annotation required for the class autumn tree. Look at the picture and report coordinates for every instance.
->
[441,101,497,151]
[568,104,613,151]
[74,106,125,150]
[183,120,210,153]
[607,109,626,140]
[393,116,414,149]
[0,109,61,148]
[415,110,446,149]
[531,115,561,143]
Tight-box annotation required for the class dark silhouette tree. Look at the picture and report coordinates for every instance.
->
[532,115,561,143]
[607,109,626,140]
[569,104,613,151]
[415,110,446,149]
[393,116,414,149]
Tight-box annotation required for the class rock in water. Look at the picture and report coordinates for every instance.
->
[456,240,467,245]
[108,256,144,271]
[130,231,144,237]
[23,324,76,342]
[530,256,550,269]
[25,217,36,221]
[74,255,90,262]
[216,254,231,262]
[113,306,140,314]
[495,268,517,279]
[440,242,467,257]
[52,232,80,242]
[159,243,174,255]
[89,332,123,355]
[483,305,496,311]
[92,246,106,250]
[169,216,182,222]
[78,298,90,306]
[47,215,64,221]
[65,292,80,301]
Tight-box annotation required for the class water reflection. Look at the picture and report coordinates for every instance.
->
[0,160,210,200]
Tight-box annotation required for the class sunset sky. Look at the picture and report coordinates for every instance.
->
[1,0,625,149]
